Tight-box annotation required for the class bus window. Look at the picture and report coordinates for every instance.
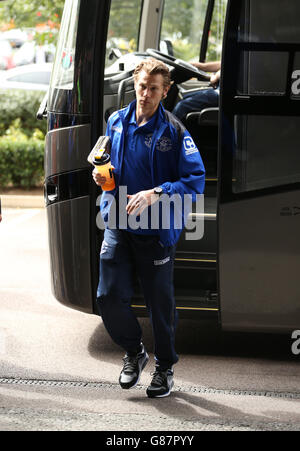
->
[206,0,227,62]
[237,0,300,97]
[159,0,207,61]
[232,0,300,194]
[238,0,300,44]
[233,115,300,193]
[50,0,80,90]
[237,51,289,96]
[159,0,227,62]
[105,0,143,75]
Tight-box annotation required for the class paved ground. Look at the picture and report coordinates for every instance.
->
[0,208,300,432]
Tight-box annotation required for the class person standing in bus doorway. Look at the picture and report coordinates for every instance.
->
[92,58,205,398]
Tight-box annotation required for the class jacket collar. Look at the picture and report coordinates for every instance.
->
[119,100,166,127]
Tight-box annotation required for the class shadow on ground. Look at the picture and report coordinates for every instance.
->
[88,316,297,363]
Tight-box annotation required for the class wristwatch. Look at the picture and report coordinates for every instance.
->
[154,186,164,197]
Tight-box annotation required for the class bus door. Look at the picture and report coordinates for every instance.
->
[44,0,162,314]
[218,0,300,332]
[45,0,111,313]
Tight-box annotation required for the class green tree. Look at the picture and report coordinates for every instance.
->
[160,0,227,62]
[0,0,64,45]
[207,0,227,61]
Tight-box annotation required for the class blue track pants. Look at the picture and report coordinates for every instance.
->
[172,87,219,121]
[96,228,178,369]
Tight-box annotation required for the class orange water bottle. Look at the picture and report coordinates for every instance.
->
[93,151,115,191]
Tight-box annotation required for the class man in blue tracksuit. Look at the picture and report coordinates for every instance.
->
[93,58,205,398]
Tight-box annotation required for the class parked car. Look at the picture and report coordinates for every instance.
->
[0,63,52,91]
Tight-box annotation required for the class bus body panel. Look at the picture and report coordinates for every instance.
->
[45,124,91,179]
[47,196,93,314]
[44,120,94,312]
[218,0,300,333]
[43,0,300,333]
[219,190,300,332]
[44,0,109,314]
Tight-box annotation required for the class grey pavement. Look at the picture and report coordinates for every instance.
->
[0,207,300,431]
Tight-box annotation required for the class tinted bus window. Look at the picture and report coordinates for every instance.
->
[237,52,289,96]
[48,0,106,115]
[238,0,300,44]
[160,0,226,62]
[160,0,207,61]
[50,0,80,90]
[233,116,300,193]
[207,0,227,61]
[232,0,300,193]
[105,0,143,75]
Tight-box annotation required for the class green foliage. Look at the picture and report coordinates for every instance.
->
[0,89,46,188]
[0,0,64,45]
[207,0,227,61]
[0,126,44,188]
[172,40,195,62]
[160,0,227,62]
[106,0,227,64]
[0,88,47,138]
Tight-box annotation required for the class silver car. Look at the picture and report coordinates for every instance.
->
[0,63,52,91]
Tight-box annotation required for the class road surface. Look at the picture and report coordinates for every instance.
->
[0,208,300,431]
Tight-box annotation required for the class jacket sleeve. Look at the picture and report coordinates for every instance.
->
[160,130,205,199]
[105,114,113,137]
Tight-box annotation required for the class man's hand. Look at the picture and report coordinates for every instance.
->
[126,189,159,216]
[210,69,220,88]
[92,166,115,187]
[92,168,107,187]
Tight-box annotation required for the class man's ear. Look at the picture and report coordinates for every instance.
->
[162,85,171,99]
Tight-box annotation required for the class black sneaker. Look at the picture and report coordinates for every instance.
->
[119,345,149,389]
[146,368,174,398]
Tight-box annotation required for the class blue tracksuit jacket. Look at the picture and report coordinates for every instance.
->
[100,100,205,247]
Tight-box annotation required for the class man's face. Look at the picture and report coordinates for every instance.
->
[135,70,169,117]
